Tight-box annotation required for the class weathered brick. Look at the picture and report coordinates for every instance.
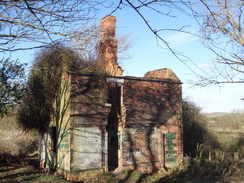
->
[39,16,183,181]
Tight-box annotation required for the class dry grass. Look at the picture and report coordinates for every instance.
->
[0,133,36,163]
[0,114,38,164]
[0,111,243,182]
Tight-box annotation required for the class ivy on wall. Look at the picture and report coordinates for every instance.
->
[17,46,83,133]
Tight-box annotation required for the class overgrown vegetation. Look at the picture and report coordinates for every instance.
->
[0,97,243,182]
[17,46,83,133]
[182,99,219,157]
[0,114,37,164]
[182,99,243,180]
[183,99,244,155]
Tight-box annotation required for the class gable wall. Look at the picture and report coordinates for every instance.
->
[121,78,183,169]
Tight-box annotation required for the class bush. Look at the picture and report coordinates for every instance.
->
[0,113,38,164]
[0,133,36,164]
[183,99,219,157]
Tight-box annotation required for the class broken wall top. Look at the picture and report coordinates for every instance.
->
[144,68,181,83]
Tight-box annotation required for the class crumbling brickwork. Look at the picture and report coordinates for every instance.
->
[97,16,123,76]
[122,76,182,169]
[39,16,183,181]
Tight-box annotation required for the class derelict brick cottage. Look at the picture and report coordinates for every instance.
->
[39,16,183,181]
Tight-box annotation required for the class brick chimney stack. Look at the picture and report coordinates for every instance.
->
[97,16,123,76]
[101,16,116,39]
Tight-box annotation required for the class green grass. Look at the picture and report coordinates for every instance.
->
[0,167,70,183]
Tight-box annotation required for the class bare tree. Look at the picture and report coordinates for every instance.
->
[4,0,235,86]
[70,25,134,67]
[0,0,103,52]
[122,0,243,86]
[188,0,244,86]
[113,1,196,59]
[0,1,195,61]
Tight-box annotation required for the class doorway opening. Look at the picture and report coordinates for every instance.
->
[107,86,120,171]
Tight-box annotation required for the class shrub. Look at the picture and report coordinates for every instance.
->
[0,133,36,164]
[0,113,38,164]
[183,99,219,157]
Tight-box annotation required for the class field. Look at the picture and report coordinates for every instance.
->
[0,112,243,182]
[205,112,244,151]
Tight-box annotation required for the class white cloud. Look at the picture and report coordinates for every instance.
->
[164,31,198,48]
[197,63,214,69]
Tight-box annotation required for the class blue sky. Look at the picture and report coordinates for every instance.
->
[98,3,244,113]
[3,2,244,113]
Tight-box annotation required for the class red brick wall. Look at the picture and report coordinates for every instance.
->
[68,74,183,171]
[97,16,123,76]
[123,79,182,125]
[122,78,183,168]
[70,75,110,127]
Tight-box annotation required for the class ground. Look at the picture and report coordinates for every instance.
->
[0,155,243,183]
[0,154,68,183]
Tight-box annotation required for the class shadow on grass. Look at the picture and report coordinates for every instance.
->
[112,158,244,183]
[118,170,134,183]
[1,171,41,181]
[112,170,158,183]
[0,167,17,173]
[115,170,220,183]
[0,153,45,183]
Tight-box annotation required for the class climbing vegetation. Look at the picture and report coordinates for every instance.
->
[17,46,83,133]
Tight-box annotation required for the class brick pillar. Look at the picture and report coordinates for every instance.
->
[97,16,123,76]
